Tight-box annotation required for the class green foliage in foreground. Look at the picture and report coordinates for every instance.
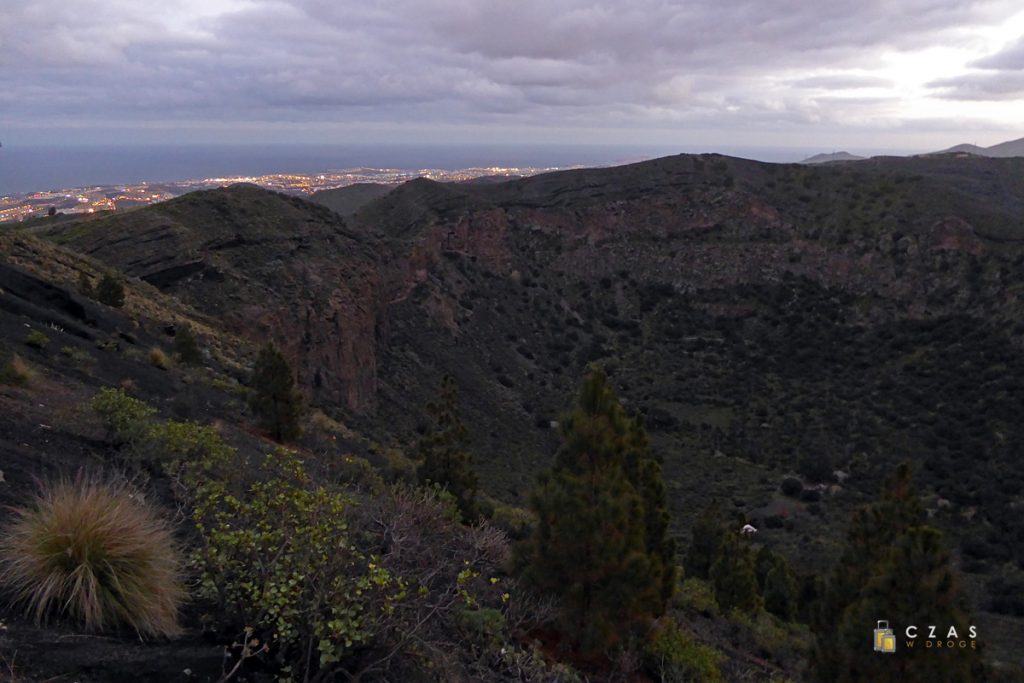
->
[644,620,724,682]
[188,448,387,679]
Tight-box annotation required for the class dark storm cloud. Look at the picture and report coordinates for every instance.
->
[0,0,1019,139]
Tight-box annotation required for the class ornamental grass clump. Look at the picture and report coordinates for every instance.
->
[0,477,183,638]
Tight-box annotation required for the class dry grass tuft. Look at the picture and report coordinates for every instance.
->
[149,347,171,370]
[0,352,33,386]
[0,477,184,638]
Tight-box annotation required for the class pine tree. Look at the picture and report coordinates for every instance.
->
[623,413,677,611]
[763,558,798,621]
[416,376,479,522]
[249,342,303,442]
[710,531,761,614]
[812,463,985,682]
[173,325,203,366]
[518,368,675,652]
[94,274,126,308]
[684,501,727,580]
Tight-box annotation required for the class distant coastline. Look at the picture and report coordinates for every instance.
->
[0,143,917,198]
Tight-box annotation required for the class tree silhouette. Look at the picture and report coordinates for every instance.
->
[417,376,479,522]
[173,325,203,366]
[518,368,675,652]
[94,274,125,308]
[249,342,302,442]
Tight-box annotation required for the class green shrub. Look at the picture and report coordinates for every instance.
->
[645,620,724,682]
[149,419,236,465]
[24,330,50,350]
[188,448,399,680]
[488,502,534,541]
[61,346,95,368]
[0,477,183,637]
[90,387,157,447]
[173,325,203,366]
[381,447,418,484]
[333,453,385,493]
[94,274,126,308]
[454,607,506,653]
[675,577,719,617]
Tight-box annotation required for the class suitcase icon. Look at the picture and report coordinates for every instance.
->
[874,620,896,653]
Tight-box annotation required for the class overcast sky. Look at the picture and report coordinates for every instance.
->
[2,0,1023,152]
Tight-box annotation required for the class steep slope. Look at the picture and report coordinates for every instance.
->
[41,184,388,412]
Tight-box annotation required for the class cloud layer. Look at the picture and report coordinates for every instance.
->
[2,0,1022,146]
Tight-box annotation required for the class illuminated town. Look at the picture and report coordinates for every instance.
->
[0,165,569,224]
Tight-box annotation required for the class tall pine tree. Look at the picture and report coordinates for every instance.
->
[417,376,479,522]
[812,463,985,682]
[710,531,762,614]
[249,342,303,442]
[518,368,676,652]
[684,500,727,580]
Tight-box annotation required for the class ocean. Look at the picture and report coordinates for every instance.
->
[0,143,896,196]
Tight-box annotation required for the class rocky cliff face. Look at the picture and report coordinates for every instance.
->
[53,184,389,413]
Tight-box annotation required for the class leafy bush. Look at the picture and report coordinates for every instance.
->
[644,620,724,682]
[0,477,183,637]
[188,448,390,680]
[94,274,126,307]
[24,330,50,350]
[90,387,157,448]
[489,501,534,541]
[454,606,506,654]
[149,419,236,465]
[173,325,203,365]
[674,578,719,617]
[61,345,95,368]
[380,447,418,484]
